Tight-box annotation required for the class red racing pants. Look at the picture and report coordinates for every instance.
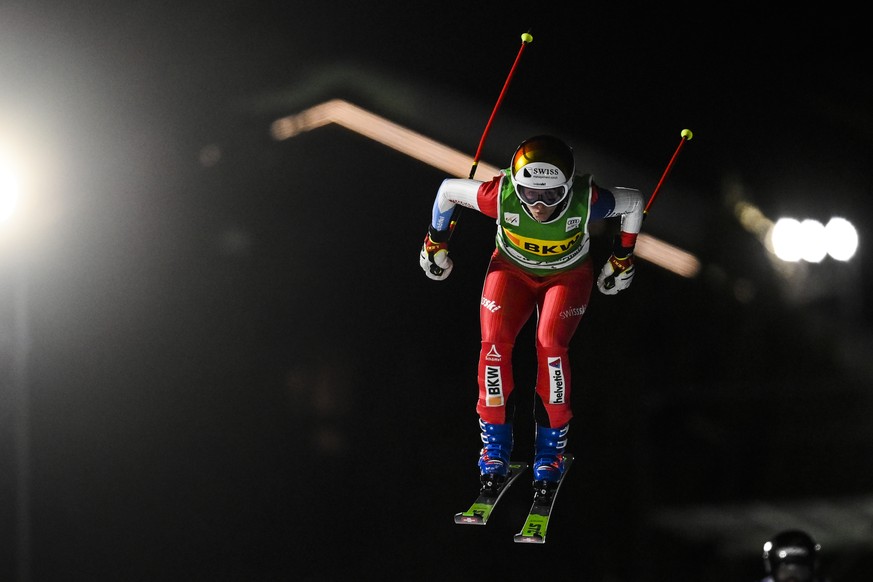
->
[476,252,593,428]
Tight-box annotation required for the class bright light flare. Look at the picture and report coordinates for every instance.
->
[799,219,827,263]
[770,216,858,263]
[0,131,50,253]
[771,218,803,262]
[825,217,858,261]
[0,149,21,224]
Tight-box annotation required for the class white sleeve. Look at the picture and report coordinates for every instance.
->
[431,178,483,232]
[611,186,644,234]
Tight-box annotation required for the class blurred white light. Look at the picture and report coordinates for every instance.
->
[0,126,59,253]
[635,233,700,278]
[825,217,858,261]
[799,219,827,263]
[0,153,20,224]
[771,218,803,262]
[771,216,857,263]
[271,99,501,177]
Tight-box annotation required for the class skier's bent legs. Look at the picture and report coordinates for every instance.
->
[530,261,592,483]
[477,255,536,424]
[533,260,592,428]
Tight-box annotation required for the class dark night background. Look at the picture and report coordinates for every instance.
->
[2,3,872,581]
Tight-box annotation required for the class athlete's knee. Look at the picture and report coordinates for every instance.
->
[480,341,513,364]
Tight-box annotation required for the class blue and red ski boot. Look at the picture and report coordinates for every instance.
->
[478,419,513,494]
[532,423,569,502]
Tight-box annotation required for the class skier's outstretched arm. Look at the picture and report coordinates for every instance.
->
[591,185,644,295]
[418,178,483,281]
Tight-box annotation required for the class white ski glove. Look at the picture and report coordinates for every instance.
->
[597,253,635,295]
[419,227,453,281]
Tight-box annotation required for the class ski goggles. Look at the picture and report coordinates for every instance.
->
[515,184,569,207]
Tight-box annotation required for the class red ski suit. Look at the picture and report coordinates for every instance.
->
[426,168,642,429]
[472,175,596,427]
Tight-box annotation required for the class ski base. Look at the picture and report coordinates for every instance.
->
[513,454,574,544]
[454,462,529,525]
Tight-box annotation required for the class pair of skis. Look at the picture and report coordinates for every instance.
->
[453,455,573,544]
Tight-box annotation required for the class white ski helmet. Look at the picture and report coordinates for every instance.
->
[510,135,575,207]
